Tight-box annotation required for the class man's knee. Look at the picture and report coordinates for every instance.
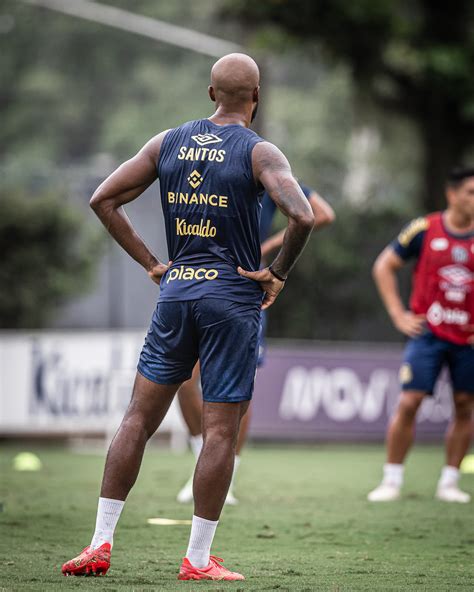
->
[120,408,155,440]
[397,392,424,421]
[453,393,473,421]
[204,422,239,447]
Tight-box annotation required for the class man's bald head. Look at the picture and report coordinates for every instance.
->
[209,53,260,107]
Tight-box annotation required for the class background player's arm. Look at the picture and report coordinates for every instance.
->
[372,247,425,338]
[90,131,169,283]
[255,143,315,277]
[310,191,336,229]
[239,141,314,310]
[261,191,335,258]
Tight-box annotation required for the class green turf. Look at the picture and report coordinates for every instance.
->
[1,443,473,591]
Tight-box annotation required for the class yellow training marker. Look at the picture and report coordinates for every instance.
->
[13,452,42,472]
[147,518,192,526]
[460,455,474,474]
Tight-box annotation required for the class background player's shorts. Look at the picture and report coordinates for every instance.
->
[137,298,261,402]
[400,329,474,395]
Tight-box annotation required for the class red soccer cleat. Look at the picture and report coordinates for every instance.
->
[178,555,245,581]
[61,543,111,576]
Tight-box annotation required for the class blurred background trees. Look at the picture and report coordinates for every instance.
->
[1,0,471,338]
[0,189,102,327]
[225,0,474,211]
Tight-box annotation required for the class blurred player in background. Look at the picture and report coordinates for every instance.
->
[61,53,315,581]
[176,183,335,504]
[368,167,474,503]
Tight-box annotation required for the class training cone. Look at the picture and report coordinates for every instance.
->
[13,452,42,472]
[460,455,474,474]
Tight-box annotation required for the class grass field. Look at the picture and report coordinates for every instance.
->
[1,443,473,591]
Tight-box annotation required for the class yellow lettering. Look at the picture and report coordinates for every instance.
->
[167,269,179,283]
[168,192,228,209]
[195,269,205,280]
[166,266,219,283]
[175,146,226,163]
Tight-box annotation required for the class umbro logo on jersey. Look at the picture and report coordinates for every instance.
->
[438,264,472,286]
[191,133,222,146]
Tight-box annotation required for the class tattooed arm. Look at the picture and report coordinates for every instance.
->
[90,130,170,284]
[238,141,314,309]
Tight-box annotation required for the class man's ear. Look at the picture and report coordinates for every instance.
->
[208,85,216,102]
[253,86,260,103]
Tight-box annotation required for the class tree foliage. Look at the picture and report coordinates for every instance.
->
[267,207,412,342]
[225,0,474,210]
[0,191,103,328]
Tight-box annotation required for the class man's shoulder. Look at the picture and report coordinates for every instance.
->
[397,216,430,247]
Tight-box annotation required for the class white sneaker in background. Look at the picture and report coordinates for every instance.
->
[435,486,471,503]
[367,483,401,502]
[176,476,194,504]
[225,489,239,506]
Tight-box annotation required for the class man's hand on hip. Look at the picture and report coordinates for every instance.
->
[148,261,172,285]
[392,310,426,338]
[237,267,285,310]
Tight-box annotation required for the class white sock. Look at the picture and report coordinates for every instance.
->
[186,515,218,568]
[382,463,404,488]
[229,455,241,490]
[90,497,125,549]
[190,434,203,460]
[438,465,460,489]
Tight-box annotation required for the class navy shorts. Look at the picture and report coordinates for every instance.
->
[400,330,474,395]
[137,298,261,403]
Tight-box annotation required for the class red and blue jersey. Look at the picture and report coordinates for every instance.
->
[157,119,264,304]
[392,212,474,345]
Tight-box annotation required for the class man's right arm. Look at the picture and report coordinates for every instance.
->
[90,130,170,283]
[373,245,425,338]
[238,141,314,309]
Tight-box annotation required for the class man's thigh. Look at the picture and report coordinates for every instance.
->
[400,331,446,395]
[125,372,180,434]
[137,300,199,385]
[195,299,261,403]
[447,343,474,396]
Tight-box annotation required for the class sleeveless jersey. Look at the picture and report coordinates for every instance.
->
[409,212,474,345]
[157,119,264,304]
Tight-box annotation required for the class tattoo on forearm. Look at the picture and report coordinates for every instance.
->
[270,218,312,278]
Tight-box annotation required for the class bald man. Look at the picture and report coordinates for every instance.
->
[61,53,314,581]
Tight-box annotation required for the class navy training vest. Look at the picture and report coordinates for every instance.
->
[157,119,264,303]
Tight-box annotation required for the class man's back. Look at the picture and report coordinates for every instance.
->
[158,118,264,304]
